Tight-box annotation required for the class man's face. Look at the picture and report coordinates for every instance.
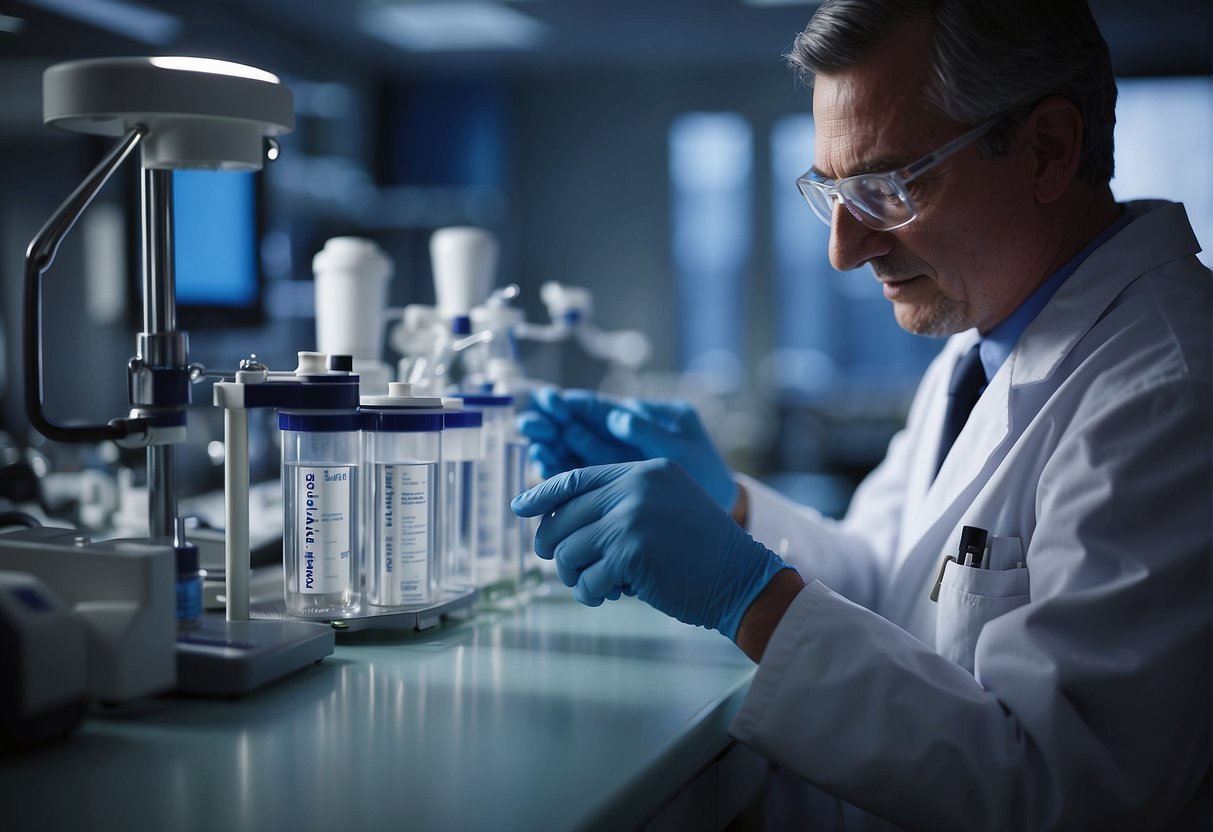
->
[811,18,1042,336]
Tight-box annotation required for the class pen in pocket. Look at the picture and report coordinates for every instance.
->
[959,525,989,568]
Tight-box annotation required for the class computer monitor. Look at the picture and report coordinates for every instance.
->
[170,169,263,327]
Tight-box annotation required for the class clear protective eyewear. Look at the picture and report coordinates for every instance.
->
[796,115,1004,231]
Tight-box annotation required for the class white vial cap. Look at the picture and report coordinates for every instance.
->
[294,351,328,375]
[360,382,444,408]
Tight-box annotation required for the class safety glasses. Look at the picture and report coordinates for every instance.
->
[795,115,1004,231]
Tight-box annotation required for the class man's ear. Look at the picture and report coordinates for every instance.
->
[1022,95,1084,204]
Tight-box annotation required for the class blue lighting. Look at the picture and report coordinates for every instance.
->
[172,170,258,308]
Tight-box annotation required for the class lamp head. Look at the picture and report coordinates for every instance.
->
[43,57,294,171]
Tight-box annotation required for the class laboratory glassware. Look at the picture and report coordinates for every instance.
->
[361,386,444,608]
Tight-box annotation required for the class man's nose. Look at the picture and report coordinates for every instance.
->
[828,201,894,271]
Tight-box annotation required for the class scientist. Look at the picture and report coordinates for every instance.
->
[511,0,1211,828]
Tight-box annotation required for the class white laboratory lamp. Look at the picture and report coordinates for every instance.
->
[30,57,293,538]
[42,57,293,170]
[7,57,334,700]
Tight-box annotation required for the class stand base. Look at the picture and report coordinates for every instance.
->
[175,614,334,696]
[249,586,479,633]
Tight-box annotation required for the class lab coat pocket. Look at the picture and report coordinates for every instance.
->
[935,537,1029,675]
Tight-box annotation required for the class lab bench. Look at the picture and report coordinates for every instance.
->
[1,585,764,832]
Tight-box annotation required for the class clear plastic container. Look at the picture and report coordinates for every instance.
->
[456,393,515,593]
[440,407,482,592]
[361,384,445,609]
[503,423,531,591]
[281,411,363,618]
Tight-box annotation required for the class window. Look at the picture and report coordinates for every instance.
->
[1112,76,1213,268]
[669,112,752,394]
[770,114,940,398]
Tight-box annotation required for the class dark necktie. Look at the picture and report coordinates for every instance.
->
[933,343,986,480]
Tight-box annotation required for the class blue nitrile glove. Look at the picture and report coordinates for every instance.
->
[517,387,638,480]
[517,387,738,513]
[510,459,793,639]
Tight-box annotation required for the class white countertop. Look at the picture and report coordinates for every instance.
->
[2,584,756,832]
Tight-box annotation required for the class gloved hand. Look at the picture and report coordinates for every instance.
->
[517,387,638,479]
[517,387,738,513]
[510,458,793,639]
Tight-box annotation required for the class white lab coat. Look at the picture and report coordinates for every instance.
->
[729,201,1211,831]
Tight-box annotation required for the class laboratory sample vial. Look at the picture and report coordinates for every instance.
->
[440,407,483,593]
[456,393,516,595]
[281,410,363,618]
[361,383,445,609]
[175,541,204,629]
[503,426,531,591]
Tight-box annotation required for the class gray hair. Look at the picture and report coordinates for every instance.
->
[787,0,1117,185]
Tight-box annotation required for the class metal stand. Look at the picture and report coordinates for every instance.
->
[175,614,333,696]
[215,367,478,639]
[22,58,329,699]
[250,586,479,633]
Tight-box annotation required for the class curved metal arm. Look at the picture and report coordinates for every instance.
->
[23,126,146,443]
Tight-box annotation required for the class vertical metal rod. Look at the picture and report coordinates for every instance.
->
[142,168,176,336]
[225,406,251,621]
[142,167,178,540]
[147,444,178,541]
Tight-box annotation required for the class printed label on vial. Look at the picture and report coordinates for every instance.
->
[376,463,433,604]
[297,465,353,594]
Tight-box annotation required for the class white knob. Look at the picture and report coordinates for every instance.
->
[294,351,327,375]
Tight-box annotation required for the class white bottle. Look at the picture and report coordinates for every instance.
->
[313,237,394,395]
[431,227,498,328]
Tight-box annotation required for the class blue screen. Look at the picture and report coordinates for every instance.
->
[172,170,258,307]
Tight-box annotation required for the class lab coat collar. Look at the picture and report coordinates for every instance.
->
[907,201,1200,548]
[1013,201,1201,386]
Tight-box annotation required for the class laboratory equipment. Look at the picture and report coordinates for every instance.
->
[433,226,499,335]
[0,569,88,749]
[6,56,335,701]
[468,284,533,395]
[399,226,500,394]
[280,354,364,619]
[313,237,395,395]
[174,519,203,628]
[214,351,361,619]
[389,228,651,400]
[503,413,534,590]
[215,357,477,632]
[439,405,482,592]
[456,393,518,595]
[360,382,444,608]
[0,526,176,701]
[535,281,651,377]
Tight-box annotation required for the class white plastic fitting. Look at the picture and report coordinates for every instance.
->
[430,227,498,320]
